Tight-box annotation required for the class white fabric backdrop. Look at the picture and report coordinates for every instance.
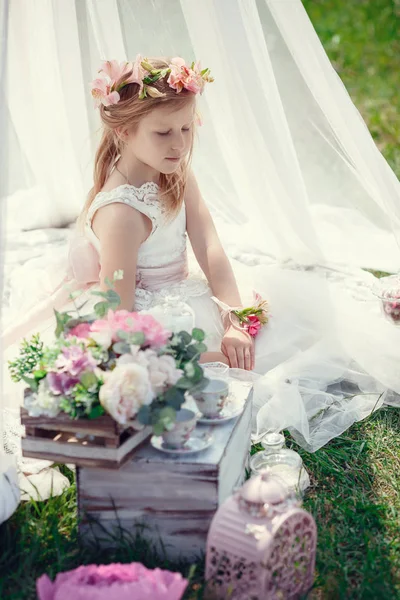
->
[2,0,400,456]
[4,0,400,269]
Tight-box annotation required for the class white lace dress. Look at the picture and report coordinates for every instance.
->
[84,183,226,352]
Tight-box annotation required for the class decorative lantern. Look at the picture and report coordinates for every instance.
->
[205,472,317,600]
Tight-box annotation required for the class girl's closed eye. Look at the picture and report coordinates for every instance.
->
[156,127,191,136]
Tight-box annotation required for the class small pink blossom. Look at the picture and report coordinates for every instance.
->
[36,562,188,600]
[67,323,91,339]
[247,315,262,337]
[167,57,206,95]
[100,60,131,83]
[90,77,120,107]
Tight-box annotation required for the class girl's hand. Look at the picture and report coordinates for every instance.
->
[221,324,254,371]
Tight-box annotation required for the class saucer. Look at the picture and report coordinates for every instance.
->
[197,400,244,424]
[150,432,214,455]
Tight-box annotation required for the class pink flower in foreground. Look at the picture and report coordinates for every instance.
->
[247,315,262,337]
[37,562,188,600]
[90,310,170,348]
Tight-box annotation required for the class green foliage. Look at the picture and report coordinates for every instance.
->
[136,328,208,431]
[8,334,44,383]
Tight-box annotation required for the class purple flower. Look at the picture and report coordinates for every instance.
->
[55,346,97,377]
[37,563,188,600]
[46,372,79,396]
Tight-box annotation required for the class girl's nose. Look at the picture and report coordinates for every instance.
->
[170,132,185,151]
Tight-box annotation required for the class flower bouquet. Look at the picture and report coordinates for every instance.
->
[37,562,188,600]
[10,272,208,467]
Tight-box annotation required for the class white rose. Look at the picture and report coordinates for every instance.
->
[90,329,112,348]
[147,354,182,393]
[99,363,154,425]
[25,379,60,418]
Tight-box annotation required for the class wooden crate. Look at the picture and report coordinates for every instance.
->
[77,380,252,561]
[20,406,152,469]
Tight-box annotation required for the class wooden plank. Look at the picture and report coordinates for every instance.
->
[20,407,120,438]
[21,425,152,468]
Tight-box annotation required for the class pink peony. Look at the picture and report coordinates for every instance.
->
[67,323,92,339]
[36,562,188,600]
[90,310,170,348]
[247,315,262,337]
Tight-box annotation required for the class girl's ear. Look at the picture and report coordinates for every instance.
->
[115,127,130,143]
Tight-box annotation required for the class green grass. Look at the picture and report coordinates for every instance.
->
[302,0,400,179]
[1,408,399,599]
[2,1,400,598]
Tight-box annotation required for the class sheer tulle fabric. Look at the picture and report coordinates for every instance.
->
[2,0,400,467]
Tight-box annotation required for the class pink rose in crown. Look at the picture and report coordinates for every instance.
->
[90,309,171,348]
[37,562,188,600]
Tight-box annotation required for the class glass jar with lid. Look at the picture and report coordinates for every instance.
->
[250,433,310,493]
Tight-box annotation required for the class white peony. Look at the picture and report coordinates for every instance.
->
[25,379,61,418]
[116,347,157,369]
[99,363,154,425]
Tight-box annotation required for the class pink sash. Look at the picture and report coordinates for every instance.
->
[2,233,188,349]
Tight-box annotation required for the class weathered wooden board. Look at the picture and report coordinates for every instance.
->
[77,380,252,561]
[20,405,152,469]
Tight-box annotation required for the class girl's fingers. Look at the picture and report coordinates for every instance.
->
[236,347,245,370]
[245,347,252,371]
[228,346,238,368]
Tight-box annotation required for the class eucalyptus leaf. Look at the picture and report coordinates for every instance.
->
[129,332,146,346]
[94,301,108,318]
[112,342,130,355]
[164,387,185,410]
[178,331,192,345]
[105,289,121,305]
[193,342,207,354]
[176,377,194,390]
[137,405,151,425]
[153,421,164,436]
[192,328,205,342]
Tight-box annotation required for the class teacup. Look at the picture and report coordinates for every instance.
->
[161,408,197,449]
[202,361,229,382]
[192,379,229,418]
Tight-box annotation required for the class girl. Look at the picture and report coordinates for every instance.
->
[79,56,267,371]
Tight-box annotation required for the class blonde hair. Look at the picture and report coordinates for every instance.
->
[78,58,195,228]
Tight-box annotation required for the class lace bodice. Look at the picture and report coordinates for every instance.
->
[86,183,187,269]
[85,183,209,310]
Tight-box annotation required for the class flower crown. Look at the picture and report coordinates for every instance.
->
[90,55,214,108]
